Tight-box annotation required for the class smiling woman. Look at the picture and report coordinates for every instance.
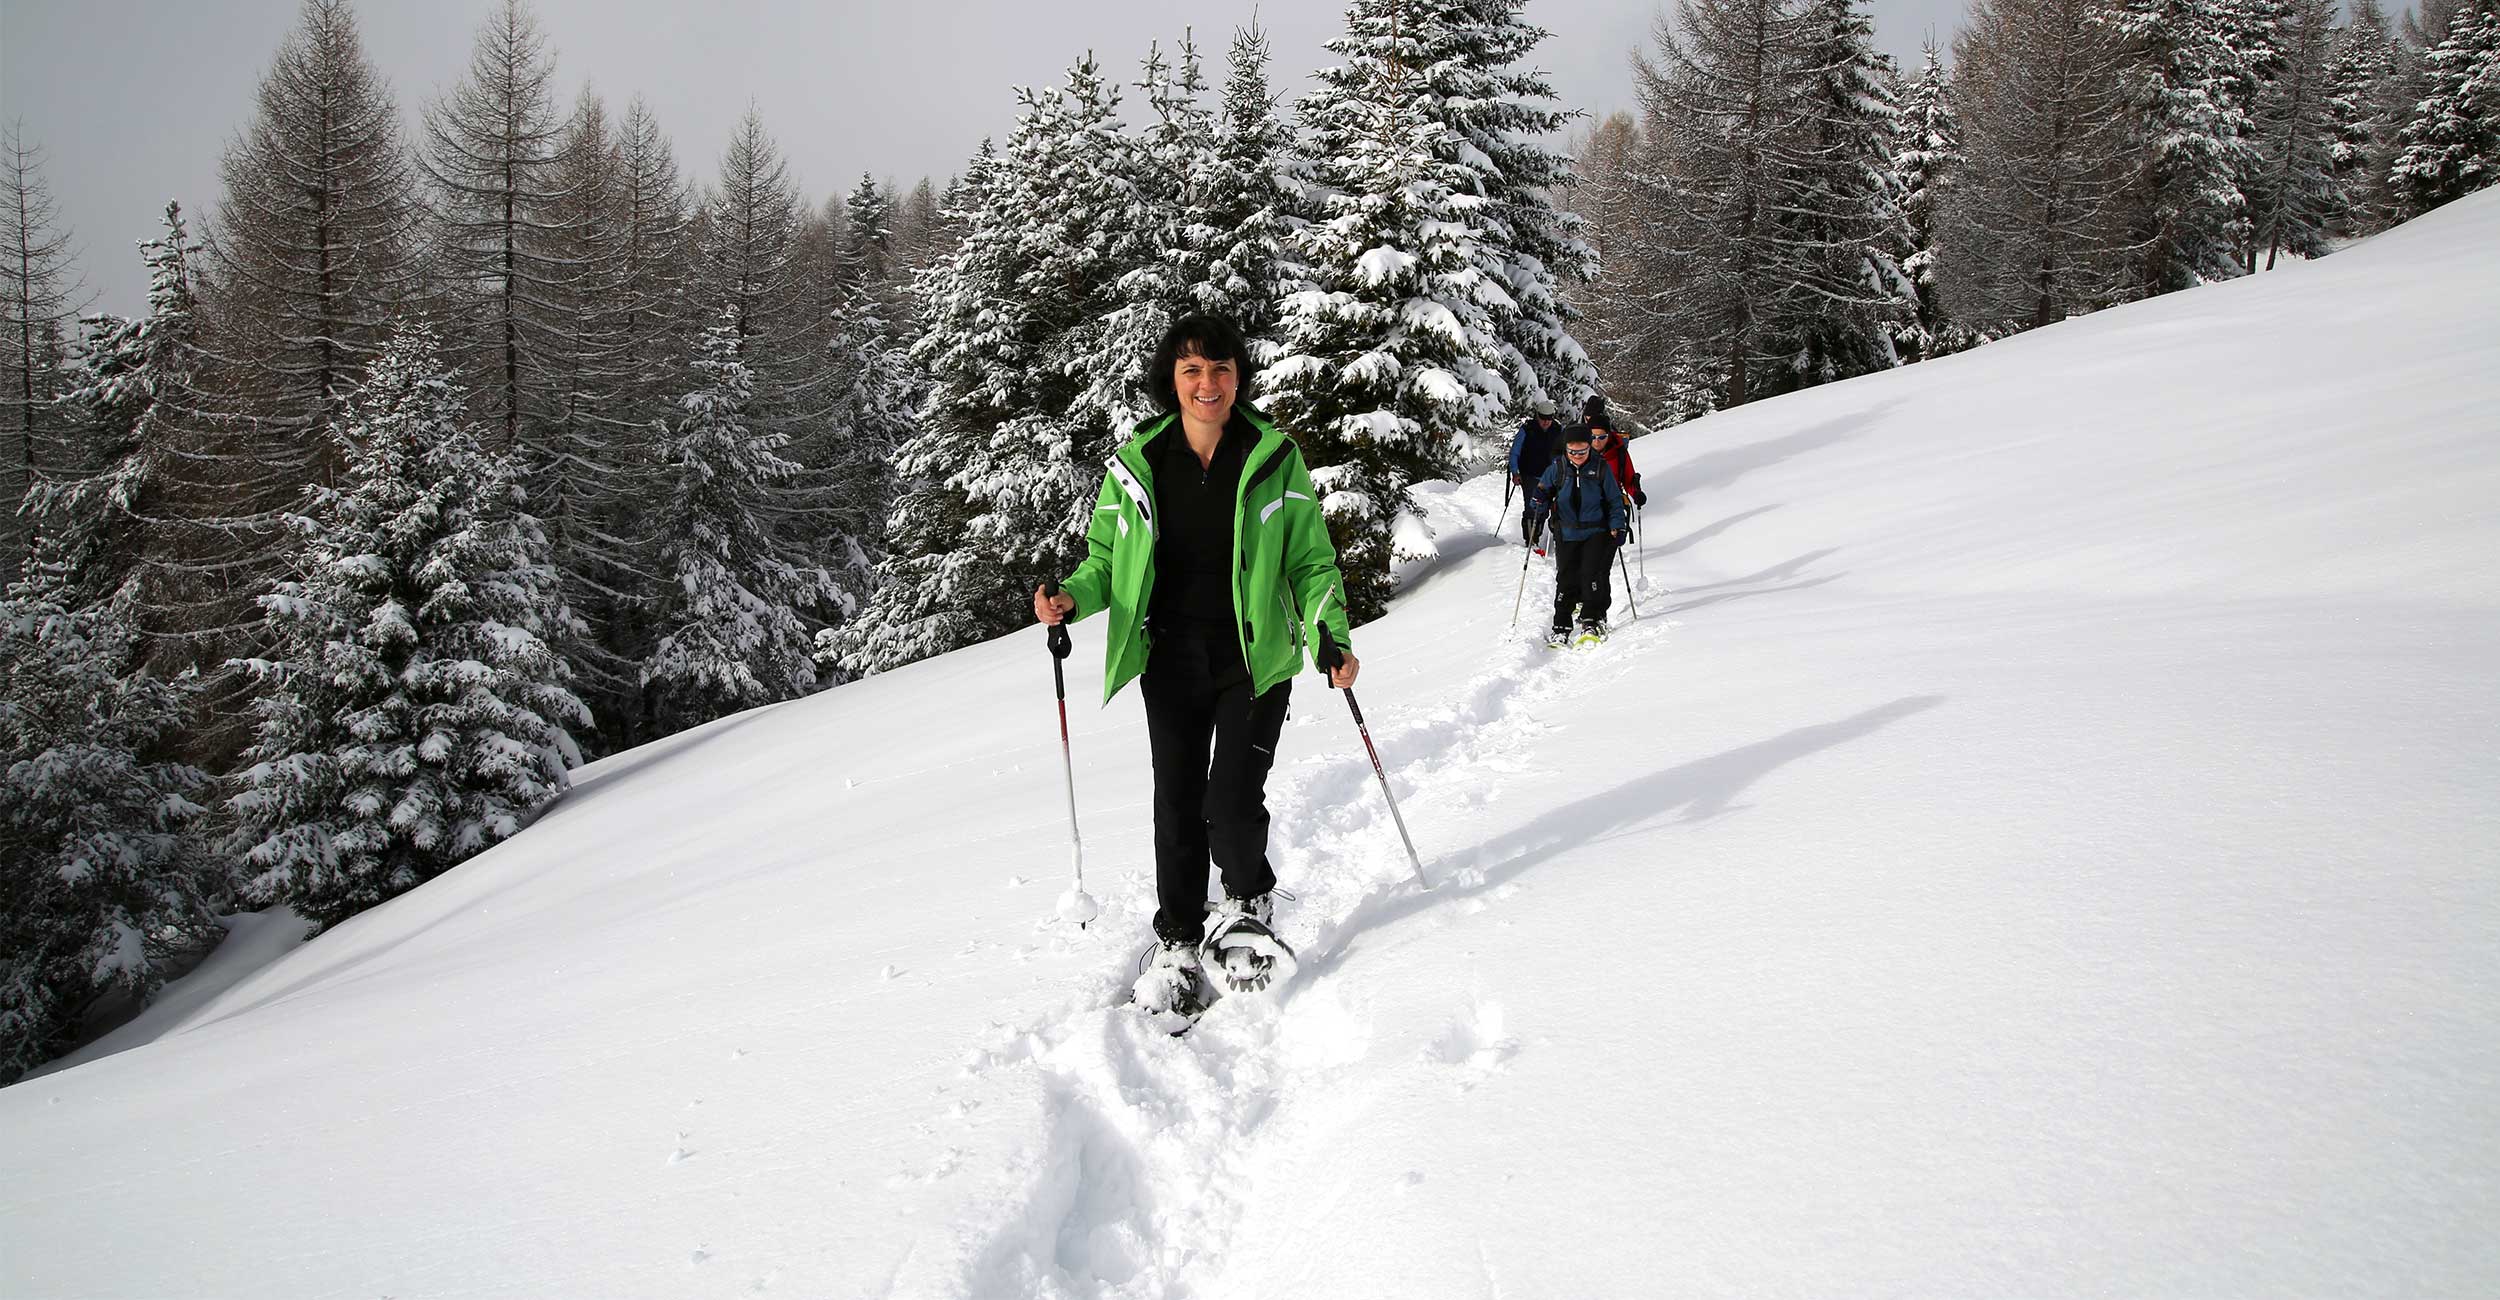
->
[1031,313,1364,1024]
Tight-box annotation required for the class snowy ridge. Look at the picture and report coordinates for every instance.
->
[5,192,2497,1299]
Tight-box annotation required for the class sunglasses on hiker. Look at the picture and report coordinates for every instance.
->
[1564,445,1592,456]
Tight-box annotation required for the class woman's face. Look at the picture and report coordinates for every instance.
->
[1174,349,1240,426]
[1591,428,1612,450]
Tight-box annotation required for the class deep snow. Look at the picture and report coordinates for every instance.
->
[4,192,2497,1299]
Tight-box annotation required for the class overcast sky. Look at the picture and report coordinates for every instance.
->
[3,0,1970,316]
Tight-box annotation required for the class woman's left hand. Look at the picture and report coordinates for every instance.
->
[1328,652,1361,690]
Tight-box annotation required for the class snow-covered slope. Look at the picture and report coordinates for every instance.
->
[7,193,2498,1299]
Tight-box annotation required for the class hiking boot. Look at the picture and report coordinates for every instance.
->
[1133,939,1209,1017]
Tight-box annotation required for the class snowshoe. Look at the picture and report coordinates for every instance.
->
[1128,939,1215,1034]
[1200,895,1299,996]
[1574,620,1608,648]
[1544,627,1571,650]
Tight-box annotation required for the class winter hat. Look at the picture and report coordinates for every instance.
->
[1562,425,1593,446]
[1531,396,1557,416]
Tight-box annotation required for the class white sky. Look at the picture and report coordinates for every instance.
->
[1,0,1971,316]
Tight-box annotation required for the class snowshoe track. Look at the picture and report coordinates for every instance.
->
[922,559,1679,1298]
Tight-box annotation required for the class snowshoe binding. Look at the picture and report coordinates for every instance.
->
[1545,626,1571,650]
[1200,894,1299,996]
[1574,619,1608,648]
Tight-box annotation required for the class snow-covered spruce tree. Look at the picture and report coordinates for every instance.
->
[881,173,949,340]
[2098,0,2260,296]
[1189,22,1304,349]
[1938,0,2137,330]
[0,583,221,1084]
[40,205,300,788]
[2244,0,2347,267]
[31,205,229,658]
[2323,0,2404,236]
[1443,0,1602,415]
[1,123,91,586]
[837,57,1158,671]
[1771,0,1913,388]
[1058,38,1211,452]
[229,323,586,930]
[840,173,900,306]
[2389,0,2500,215]
[1891,41,1983,361]
[205,0,425,482]
[1261,0,1537,621]
[1298,0,1596,418]
[640,309,838,733]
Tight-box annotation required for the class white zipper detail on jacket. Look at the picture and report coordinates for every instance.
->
[1105,453,1156,542]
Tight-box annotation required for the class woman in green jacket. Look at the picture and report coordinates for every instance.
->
[1033,314,1359,1016]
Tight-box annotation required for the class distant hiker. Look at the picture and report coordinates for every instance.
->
[1581,393,1608,432]
[1533,425,1628,646]
[1032,313,1358,1018]
[1508,397,1565,542]
[1588,416,1645,511]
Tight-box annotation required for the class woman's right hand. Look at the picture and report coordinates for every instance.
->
[1034,585,1076,625]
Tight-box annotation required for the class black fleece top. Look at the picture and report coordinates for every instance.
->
[1148,412,1252,646]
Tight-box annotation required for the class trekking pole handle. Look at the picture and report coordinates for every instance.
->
[1317,624,1345,678]
[1042,581,1071,660]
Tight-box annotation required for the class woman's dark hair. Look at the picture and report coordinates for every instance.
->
[1150,314,1257,412]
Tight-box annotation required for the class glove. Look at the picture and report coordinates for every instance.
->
[1613,529,1628,546]
[1634,489,1648,507]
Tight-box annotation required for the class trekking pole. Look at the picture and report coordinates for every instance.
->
[1616,543,1640,621]
[1041,582,1099,929]
[1509,519,1540,628]
[1636,501,1646,581]
[1495,475,1514,540]
[1318,627,1429,890]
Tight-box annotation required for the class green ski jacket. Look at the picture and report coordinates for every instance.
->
[1056,404,1353,704]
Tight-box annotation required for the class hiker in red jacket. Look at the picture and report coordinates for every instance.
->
[1587,415,1645,513]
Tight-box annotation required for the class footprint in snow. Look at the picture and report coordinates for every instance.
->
[1427,1001,1518,1087]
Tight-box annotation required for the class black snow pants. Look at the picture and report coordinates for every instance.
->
[1552,533,1618,631]
[1140,629,1292,945]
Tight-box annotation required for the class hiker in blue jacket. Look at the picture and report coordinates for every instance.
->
[1532,425,1628,645]
[1508,397,1565,543]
